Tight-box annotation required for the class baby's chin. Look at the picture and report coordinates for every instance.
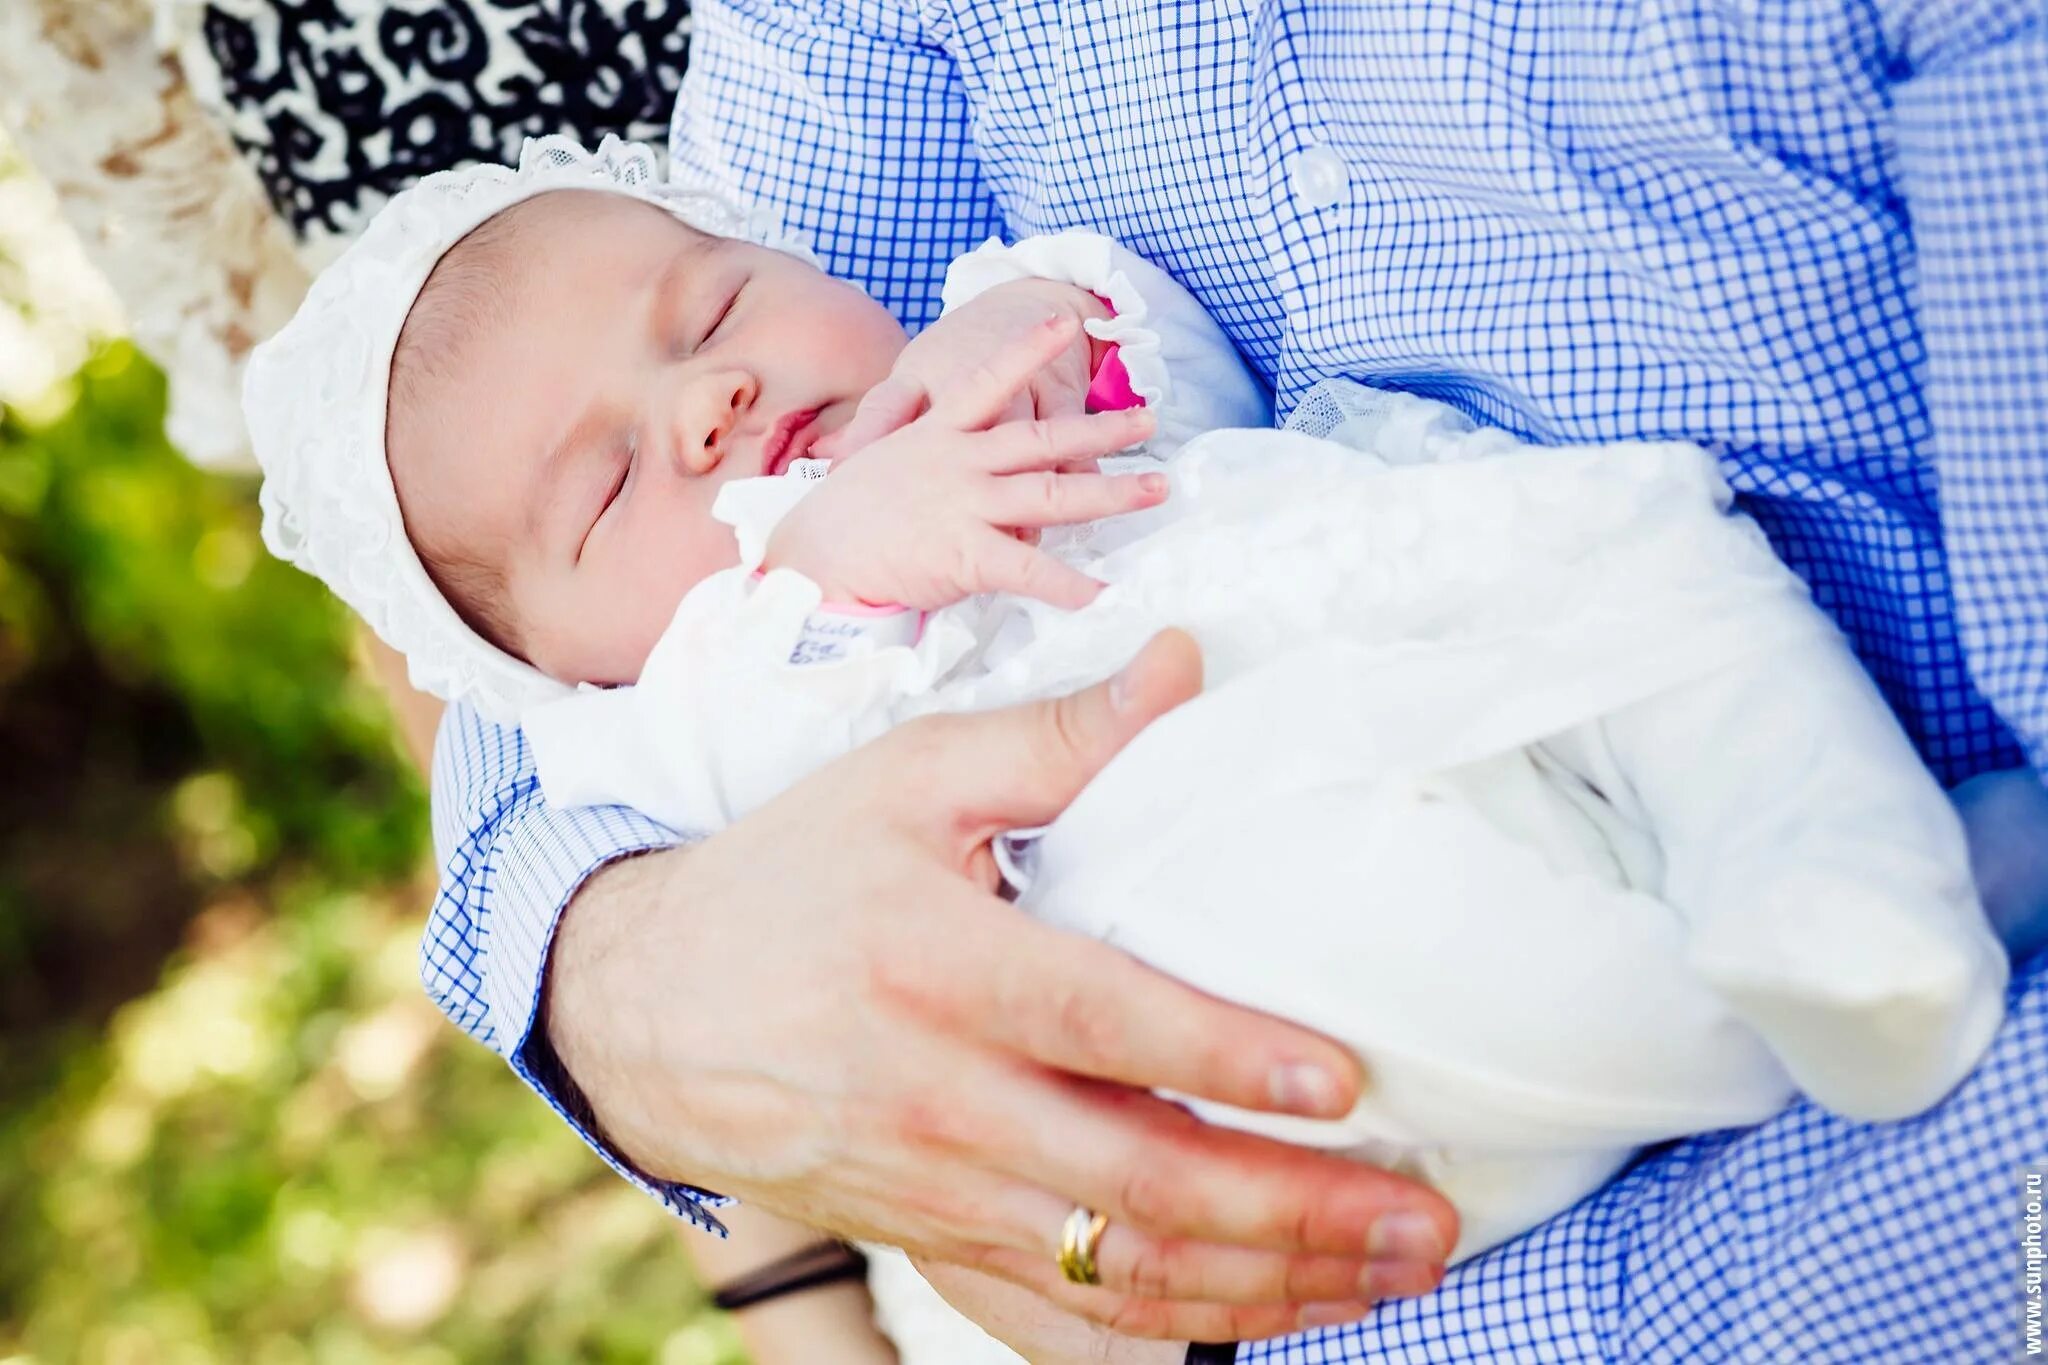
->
[524,627,651,691]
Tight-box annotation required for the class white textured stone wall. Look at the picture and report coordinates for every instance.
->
[0,0,309,467]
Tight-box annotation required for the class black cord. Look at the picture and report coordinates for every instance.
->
[710,1240,869,1312]
[1186,1344,1239,1363]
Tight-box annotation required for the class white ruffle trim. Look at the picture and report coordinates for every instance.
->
[940,230,1271,452]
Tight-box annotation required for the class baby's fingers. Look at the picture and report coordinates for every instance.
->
[988,469,1170,529]
[967,528,1104,610]
[815,376,927,462]
[976,408,1156,475]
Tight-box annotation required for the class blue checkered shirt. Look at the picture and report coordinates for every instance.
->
[422,1,2048,1357]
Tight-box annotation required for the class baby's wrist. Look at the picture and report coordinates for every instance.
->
[759,528,841,600]
[757,540,907,621]
[988,277,1110,365]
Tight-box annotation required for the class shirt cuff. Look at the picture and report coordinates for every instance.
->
[486,797,737,1233]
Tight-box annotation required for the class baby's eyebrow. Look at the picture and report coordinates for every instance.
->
[651,238,721,355]
[650,254,689,344]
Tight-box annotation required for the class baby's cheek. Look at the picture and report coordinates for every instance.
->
[818,295,909,381]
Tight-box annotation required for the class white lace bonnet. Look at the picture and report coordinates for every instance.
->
[246,135,811,722]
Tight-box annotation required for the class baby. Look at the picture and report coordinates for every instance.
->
[248,138,2009,1364]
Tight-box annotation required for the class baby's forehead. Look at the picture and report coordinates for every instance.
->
[468,186,692,256]
[400,189,693,379]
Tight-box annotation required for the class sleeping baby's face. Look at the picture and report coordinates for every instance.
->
[386,189,908,686]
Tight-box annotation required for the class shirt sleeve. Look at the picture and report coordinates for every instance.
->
[419,702,734,1231]
[1889,7,2048,782]
[668,0,1006,330]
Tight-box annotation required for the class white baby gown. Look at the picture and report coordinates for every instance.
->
[524,233,2008,1365]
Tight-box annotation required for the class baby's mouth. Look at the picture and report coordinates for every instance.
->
[760,406,824,478]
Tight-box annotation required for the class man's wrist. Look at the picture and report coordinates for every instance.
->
[522,1001,607,1141]
[540,848,694,1181]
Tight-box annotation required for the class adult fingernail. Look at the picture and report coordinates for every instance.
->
[1269,1062,1343,1115]
[1368,1212,1448,1263]
[1359,1258,1444,1300]
[1298,1301,1375,1329]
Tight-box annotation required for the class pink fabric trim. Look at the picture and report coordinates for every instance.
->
[815,602,929,648]
[1083,293,1145,412]
[813,597,915,619]
[749,568,913,619]
[1087,346,1143,412]
[821,603,929,647]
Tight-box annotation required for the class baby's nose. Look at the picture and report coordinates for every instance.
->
[680,370,760,475]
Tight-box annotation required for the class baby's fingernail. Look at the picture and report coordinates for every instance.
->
[1369,1212,1449,1264]
[1139,473,1167,497]
[1270,1062,1343,1115]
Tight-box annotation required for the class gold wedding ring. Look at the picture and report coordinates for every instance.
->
[1057,1206,1110,1286]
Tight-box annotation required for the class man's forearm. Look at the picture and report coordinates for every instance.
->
[539,846,710,1184]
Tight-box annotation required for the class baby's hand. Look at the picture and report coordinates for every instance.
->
[813,278,1109,463]
[765,317,1160,611]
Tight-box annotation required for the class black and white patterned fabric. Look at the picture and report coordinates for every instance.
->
[195,0,692,252]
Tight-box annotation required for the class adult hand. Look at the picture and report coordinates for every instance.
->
[545,630,1458,1341]
[913,1252,1440,1359]
[915,1257,1186,1364]
[1952,766,2048,959]
[813,278,1109,463]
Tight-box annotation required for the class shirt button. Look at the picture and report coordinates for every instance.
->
[1288,145,1351,210]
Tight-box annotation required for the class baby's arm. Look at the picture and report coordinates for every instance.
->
[1569,631,2009,1120]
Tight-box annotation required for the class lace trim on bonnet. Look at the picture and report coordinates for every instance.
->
[245,135,815,722]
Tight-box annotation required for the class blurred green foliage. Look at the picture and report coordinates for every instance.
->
[0,348,742,1364]
[0,344,420,1046]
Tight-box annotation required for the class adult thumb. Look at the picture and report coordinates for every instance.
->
[932,628,1204,843]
